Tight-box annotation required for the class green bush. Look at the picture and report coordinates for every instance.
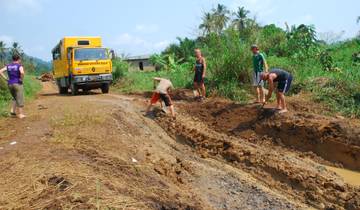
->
[0,75,41,116]
[112,59,129,82]
[309,77,360,117]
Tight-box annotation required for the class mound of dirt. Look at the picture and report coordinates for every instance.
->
[155,110,360,209]
[38,73,54,82]
[178,99,360,171]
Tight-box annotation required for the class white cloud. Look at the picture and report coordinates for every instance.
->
[0,35,14,45]
[153,40,170,50]
[112,33,169,55]
[135,24,159,33]
[0,0,43,14]
[114,33,147,46]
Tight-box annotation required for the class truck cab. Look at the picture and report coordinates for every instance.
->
[52,37,113,95]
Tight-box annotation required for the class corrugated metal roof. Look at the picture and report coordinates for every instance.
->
[125,54,151,61]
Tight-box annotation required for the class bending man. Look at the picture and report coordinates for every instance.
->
[146,77,175,118]
[260,68,293,113]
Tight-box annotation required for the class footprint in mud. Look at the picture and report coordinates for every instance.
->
[48,176,72,191]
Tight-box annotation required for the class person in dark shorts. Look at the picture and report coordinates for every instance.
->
[260,68,293,113]
[0,54,26,119]
[251,45,269,103]
[193,49,206,101]
[145,77,175,118]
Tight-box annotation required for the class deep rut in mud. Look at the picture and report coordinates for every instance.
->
[154,98,360,209]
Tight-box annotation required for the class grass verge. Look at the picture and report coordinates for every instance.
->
[0,75,41,116]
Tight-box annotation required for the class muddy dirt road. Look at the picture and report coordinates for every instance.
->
[0,82,359,210]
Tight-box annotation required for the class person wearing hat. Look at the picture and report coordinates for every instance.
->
[260,68,293,113]
[251,44,268,103]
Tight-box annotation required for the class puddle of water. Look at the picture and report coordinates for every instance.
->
[326,166,360,187]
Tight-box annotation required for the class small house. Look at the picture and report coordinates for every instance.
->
[125,54,155,71]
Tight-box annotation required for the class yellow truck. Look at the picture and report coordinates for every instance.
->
[52,37,113,95]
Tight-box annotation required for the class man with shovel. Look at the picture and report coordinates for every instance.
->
[260,68,293,113]
[145,77,175,118]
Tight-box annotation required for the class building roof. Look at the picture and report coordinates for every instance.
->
[125,54,151,61]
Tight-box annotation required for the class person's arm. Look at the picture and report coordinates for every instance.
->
[0,66,8,81]
[265,74,276,101]
[262,54,269,73]
[264,59,269,73]
[19,66,25,82]
[202,58,207,78]
[153,77,161,89]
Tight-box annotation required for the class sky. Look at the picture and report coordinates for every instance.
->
[0,0,359,61]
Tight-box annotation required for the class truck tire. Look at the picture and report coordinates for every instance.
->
[101,83,109,94]
[71,84,79,95]
[59,87,68,94]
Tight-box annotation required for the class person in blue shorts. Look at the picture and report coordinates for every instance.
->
[260,68,293,113]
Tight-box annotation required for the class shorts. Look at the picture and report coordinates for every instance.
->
[252,71,264,87]
[8,84,24,107]
[277,75,293,93]
[150,92,172,107]
[194,73,204,84]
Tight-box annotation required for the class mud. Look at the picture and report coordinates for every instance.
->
[1,83,359,209]
[155,111,360,209]
[178,99,360,171]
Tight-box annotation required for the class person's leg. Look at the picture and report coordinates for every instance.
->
[146,92,159,113]
[255,87,261,102]
[193,82,199,97]
[169,105,176,118]
[11,101,16,114]
[276,92,282,109]
[18,108,25,118]
[145,102,153,113]
[15,85,26,118]
[201,83,206,98]
[259,86,265,103]
[161,94,175,118]
[278,92,288,113]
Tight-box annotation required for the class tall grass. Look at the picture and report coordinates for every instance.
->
[0,75,41,116]
[113,60,193,93]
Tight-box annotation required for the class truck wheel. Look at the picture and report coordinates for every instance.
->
[71,84,79,95]
[101,84,109,94]
[59,87,68,94]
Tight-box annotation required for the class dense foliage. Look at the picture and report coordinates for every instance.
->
[116,6,360,117]
[0,41,47,115]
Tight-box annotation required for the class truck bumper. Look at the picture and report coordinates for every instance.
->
[72,74,113,86]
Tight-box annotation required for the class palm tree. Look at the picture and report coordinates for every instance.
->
[11,42,24,56]
[233,6,250,31]
[199,12,214,36]
[0,41,6,65]
[212,4,230,34]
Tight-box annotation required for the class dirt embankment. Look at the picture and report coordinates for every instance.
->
[152,91,360,209]
[0,83,309,210]
[179,99,360,171]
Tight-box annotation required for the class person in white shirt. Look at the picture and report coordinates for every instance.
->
[145,77,175,118]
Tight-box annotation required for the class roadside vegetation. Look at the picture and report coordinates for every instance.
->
[113,6,360,117]
[0,41,47,116]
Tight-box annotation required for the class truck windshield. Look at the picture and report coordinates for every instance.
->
[74,48,108,61]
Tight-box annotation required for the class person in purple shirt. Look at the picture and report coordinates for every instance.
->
[0,54,26,119]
